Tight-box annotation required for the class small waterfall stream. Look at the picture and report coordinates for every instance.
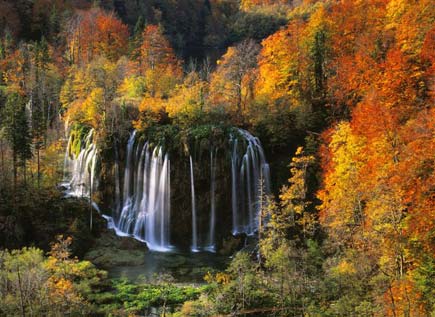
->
[230,129,271,235]
[62,129,98,198]
[190,155,199,252]
[205,148,217,251]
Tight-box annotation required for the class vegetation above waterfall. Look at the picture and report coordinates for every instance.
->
[0,0,434,316]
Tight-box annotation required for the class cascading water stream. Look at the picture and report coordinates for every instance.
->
[205,148,217,251]
[113,132,171,251]
[117,131,137,232]
[230,129,271,235]
[190,155,199,252]
[63,129,98,199]
[63,135,72,181]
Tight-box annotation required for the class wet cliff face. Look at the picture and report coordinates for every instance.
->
[101,153,233,252]
[169,147,233,251]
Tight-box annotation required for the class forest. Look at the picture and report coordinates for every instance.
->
[0,0,434,316]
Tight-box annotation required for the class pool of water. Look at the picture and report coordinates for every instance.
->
[107,251,231,284]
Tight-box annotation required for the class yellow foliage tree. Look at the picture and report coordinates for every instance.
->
[133,95,168,131]
[280,146,316,236]
[209,40,260,116]
[139,25,182,97]
[318,122,366,244]
[166,72,209,124]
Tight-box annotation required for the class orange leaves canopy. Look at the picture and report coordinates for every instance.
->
[66,8,128,64]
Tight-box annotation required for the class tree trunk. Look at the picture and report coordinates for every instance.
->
[23,160,27,188]
[0,139,5,185]
[13,151,17,210]
[17,265,26,317]
[13,152,17,190]
[236,79,242,114]
[37,147,40,189]
[162,299,167,317]
[388,285,397,317]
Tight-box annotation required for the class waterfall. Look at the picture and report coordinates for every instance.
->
[190,155,199,252]
[62,126,270,253]
[63,134,72,181]
[114,131,172,251]
[117,131,137,232]
[63,129,98,199]
[114,140,121,215]
[230,129,270,236]
[205,148,217,251]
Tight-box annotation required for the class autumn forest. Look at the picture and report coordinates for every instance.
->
[0,0,434,316]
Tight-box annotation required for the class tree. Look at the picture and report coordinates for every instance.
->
[280,147,316,238]
[31,37,51,188]
[2,92,32,188]
[318,122,365,245]
[256,19,306,105]
[257,146,319,315]
[45,235,105,315]
[0,238,106,316]
[303,5,329,99]
[385,0,434,56]
[165,71,209,127]
[61,56,128,135]
[240,0,293,11]
[138,24,182,97]
[0,1,21,37]
[65,8,129,65]
[326,0,387,109]
[210,39,260,115]
[95,11,130,61]
[0,247,48,316]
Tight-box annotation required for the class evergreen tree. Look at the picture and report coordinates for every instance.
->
[3,92,32,188]
[130,15,145,57]
[32,37,50,187]
[31,95,45,187]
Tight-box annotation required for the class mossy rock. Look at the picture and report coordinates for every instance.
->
[85,248,146,268]
[151,254,187,268]
[84,229,148,268]
[92,228,147,249]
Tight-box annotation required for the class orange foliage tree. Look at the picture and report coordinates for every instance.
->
[209,39,260,115]
[317,0,435,314]
[65,8,128,65]
[138,25,182,98]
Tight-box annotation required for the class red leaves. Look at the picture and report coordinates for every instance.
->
[94,12,129,61]
[66,8,129,64]
[421,27,435,101]
[317,2,435,311]
[383,279,426,317]
[140,25,181,75]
